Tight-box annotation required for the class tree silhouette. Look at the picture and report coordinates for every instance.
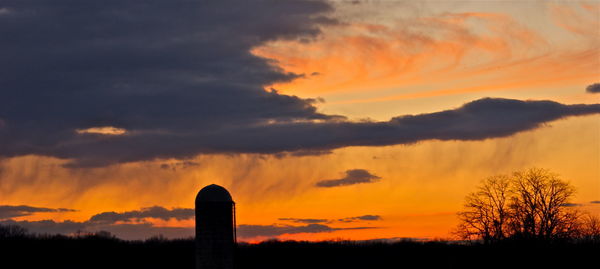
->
[456,175,511,243]
[456,168,583,243]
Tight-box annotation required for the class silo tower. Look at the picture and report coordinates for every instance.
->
[195,184,236,269]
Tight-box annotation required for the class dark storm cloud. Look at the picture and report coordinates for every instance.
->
[89,206,194,224]
[1,1,599,167]
[316,169,381,187]
[0,205,76,219]
[586,83,600,93]
[0,0,337,166]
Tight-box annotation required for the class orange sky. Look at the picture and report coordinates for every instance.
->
[1,1,599,241]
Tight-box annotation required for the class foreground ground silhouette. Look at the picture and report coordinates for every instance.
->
[1,233,599,269]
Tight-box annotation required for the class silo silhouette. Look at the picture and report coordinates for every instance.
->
[195,184,236,269]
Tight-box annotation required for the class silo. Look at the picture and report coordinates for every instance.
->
[195,184,236,269]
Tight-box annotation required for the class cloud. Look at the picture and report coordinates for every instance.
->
[89,206,194,224]
[278,218,329,224]
[159,161,200,171]
[316,169,381,187]
[560,203,582,207]
[0,219,193,240]
[0,205,381,240]
[0,205,75,219]
[279,215,382,224]
[0,0,336,167]
[338,215,382,222]
[0,205,196,240]
[586,83,600,93]
[237,224,376,238]
[591,201,600,204]
[0,2,599,167]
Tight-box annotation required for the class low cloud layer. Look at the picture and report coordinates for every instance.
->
[278,218,329,224]
[236,224,376,238]
[316,169,381,187]
[0,206,196,240]
[338,215,382,222]
[0,204,380,240]
[0,205,75,219]
[586,83,600,93]
[89,206,194,224]
[279,214,382,224]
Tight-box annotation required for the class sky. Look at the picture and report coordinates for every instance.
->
[0,0,599,241]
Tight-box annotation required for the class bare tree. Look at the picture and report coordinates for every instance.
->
[508,168,577,241]
[456,175,511,243]
[579,214,600,243]
[456,168,581,243]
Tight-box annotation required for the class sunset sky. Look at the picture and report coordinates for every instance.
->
[0,0,599,241]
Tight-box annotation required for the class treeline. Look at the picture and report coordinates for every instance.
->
[1,227,599,269]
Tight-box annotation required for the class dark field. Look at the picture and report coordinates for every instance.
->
[1,235,598,269]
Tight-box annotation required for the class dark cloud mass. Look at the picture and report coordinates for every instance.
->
[89,206,194,224]
[0,1,599,167]
[236,224,376,238]
[316,169,381,187]
[0,205,75,219]
[586,83,600,93]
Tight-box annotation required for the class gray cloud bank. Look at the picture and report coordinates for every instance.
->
[0,205,75,219]
[0,205,195,240]
[316,169,381,187]
[1,1,599,167]
[89,206,194,224]
[586,83,600,93]
[0,204,379,240]
[237,224,376,238]
[279,215,382,224]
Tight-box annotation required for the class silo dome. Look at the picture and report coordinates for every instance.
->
[195,184,233,203]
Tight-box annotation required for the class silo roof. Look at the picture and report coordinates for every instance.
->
[196,184,233,202]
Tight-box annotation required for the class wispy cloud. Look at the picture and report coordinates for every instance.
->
[0,205,76,220]
[316,169,381,187]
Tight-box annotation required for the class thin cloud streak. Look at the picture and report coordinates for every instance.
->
[0,205,76,220]
[316,169,381,187]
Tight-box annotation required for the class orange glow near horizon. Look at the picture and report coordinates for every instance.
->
[1,114,599,241]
